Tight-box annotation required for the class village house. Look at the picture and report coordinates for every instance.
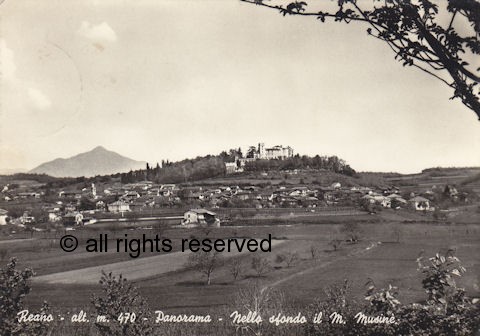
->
[0,209,8,225]
[225,161,240,174]
[43,206,62,222]
[289,186,309,197]
[182,209,220,227]
[408,196,432,211]
[362,194,391,208]
[16,192,41,199]
[160,183,176,190]
[58,191,82,199]
[236,191,251,201]
[108,200,131,213]
[48,211,62,222]
[387,193,407,208]
[20,212,35,225]
[121,191,141,202]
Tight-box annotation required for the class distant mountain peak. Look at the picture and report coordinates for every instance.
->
[29,147,146,178]
[92,145,107,151]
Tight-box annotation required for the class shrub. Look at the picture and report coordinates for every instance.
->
[0,258,51,336]
[92,271,153,336]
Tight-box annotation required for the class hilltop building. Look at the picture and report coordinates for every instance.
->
[247,143,294,160]
[225,143,294,174]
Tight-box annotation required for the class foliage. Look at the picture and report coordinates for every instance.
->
[229,283,290,336]
[417,252,466,307]
[358,197,383,213]
[121,155,226,184]
[91,271,153,336]
[78,197,96,211]
[241,0,480,120]
[303,252,479,335]
[229,258,244,281]
[275,252,299,267]
[0,258,51,336]
[251,255,272,277]
[392,252,479,335]
[304,280,365,336]
[341,222,361,243]
[186,251,223,285]
[244,154,356,176]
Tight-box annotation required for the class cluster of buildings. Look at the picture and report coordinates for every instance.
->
[225,143,294,174]
[0,171,470,229]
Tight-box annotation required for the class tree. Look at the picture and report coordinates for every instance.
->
[275,252,299,267]
[251,255,271,277]
[0,258,51,336]
[308,244,319,259]
[92,271,152,336]
[241,0,480,120]
[229,283,287,336]
[78,197,96,211]
[330,238,342,251]
[229,258,244,281]
[186,251,223,285]
[341,222,361,243]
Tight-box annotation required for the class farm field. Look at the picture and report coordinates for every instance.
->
[33,239,285,285]
[17,216,480,315]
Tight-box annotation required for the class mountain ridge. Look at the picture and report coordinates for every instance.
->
[29,146,146,178]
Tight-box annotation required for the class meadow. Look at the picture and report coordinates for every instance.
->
[5,210,475,315]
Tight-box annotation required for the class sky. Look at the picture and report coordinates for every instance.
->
[0,0,479,174]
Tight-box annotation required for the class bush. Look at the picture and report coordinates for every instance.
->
[92,271,153,336]
[303,252,480,336]
[0,258,51,336]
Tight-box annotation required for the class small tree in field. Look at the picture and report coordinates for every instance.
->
[330,238,342,251]
[92,271,152,336]
[186,251,223,285]
[308,244,319,259]
[229,258,243,281]
[229,283,288,336]
[275,252,299,268]
[341,222,361,243]
[251,256,271,277]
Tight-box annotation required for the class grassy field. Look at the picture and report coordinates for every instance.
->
[9,209,476,315]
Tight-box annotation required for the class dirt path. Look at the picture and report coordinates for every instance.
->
[262,241,381,292]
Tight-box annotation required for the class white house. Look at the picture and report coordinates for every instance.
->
[362,194,391,208]
[408,196,432,211]
[0,209,8,225]
[182,209,220,227]
[108,201,131,213]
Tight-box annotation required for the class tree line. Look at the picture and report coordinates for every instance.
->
[244,155,356,176]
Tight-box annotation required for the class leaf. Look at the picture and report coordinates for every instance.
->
[451,269,461,276]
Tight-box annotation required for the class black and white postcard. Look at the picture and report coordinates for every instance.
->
[0,0,479,335]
